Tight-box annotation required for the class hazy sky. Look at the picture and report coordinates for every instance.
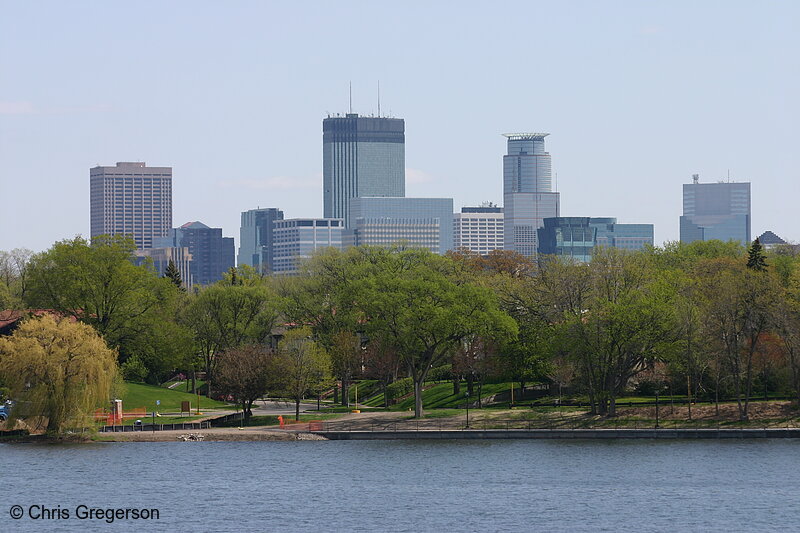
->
[1,1,798,253]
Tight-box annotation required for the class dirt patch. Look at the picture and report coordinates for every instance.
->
[618,401,800,421]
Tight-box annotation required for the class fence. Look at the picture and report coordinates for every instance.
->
[99,421,212,433]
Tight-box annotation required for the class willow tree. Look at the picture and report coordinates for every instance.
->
[0,314,118,433]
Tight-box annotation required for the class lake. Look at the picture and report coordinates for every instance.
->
[2,439,799,532]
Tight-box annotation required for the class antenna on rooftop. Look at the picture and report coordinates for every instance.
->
[377,80,381,117]
[692,173,699,184]
[349,82,352,114]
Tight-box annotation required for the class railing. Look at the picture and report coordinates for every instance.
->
[99,421,212,433]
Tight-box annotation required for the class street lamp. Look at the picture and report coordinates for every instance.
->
[465,392,470,429]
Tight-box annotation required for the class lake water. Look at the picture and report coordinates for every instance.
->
[2,439,799,532]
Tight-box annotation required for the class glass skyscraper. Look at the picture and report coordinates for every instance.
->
[679,178,751,246]
[323,114,405,225]
[502,133,560,258]
[238,207,284,272]
[537,217,654,262]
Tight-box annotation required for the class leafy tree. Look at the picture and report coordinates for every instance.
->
[355,248,517,418]
[275,327,331,420]
[0,314,119,433]
[215,344,281,421]
[164,259,185,291]
[328,330,362,406]
[120,354,149,382]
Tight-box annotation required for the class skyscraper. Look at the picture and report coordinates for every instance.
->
[323,114,405,225]
[537,217,654,262]
[155,221,235,286]
[453,204,504,255]
[272,218,345,274]
[679,175,751,246]
[502,133,560,257]
[90,162,172,249]
[237,207,284,272]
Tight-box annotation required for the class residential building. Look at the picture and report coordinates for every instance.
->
[537,217,654,262]
[272,218,345,274]
[347,197,453,255]
[453,204,504,255]
[132,246,193,289]
[679,175,751,246]
[90,162,172,249]
[502,133,560,258]
[323,114,405,225]
[238,207,284,272]
[154,221,234,285]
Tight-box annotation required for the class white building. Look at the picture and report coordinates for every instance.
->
[453,204,504,255]
[272,218,344,274]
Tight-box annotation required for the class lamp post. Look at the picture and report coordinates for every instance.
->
[465,392,470,429]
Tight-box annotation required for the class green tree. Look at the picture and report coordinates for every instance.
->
[276,327,331,420]
[163,259,185,291]
[355,248,517,418]
[215,344,281,422]
[0,314,119,433]
[747,238,768,271]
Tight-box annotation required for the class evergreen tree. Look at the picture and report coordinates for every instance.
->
[164,259,184,291]
[747,238,768,272]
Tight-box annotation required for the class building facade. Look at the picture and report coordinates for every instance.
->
[679,177,751,246]
[154,221,234,286]
[90,162,172,249]
[272,218,345,274]
[132,246,193,290]
[502,133,560,258]
[237,207,284,272]
[453,205,504,255]
[538,217,654,262]
[347,197,453,255]
[323,114,405,225]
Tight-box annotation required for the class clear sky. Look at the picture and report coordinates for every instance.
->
[1,1,797,253]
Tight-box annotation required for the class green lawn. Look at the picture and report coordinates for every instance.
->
[370,381,519,411]
[116,382,231,412]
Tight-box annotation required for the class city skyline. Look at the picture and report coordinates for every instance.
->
[2,2,797,253]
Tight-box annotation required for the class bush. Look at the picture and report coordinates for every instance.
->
[121,355,149,383]
[427,364,453,382]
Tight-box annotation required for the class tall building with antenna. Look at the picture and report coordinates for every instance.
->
[502,133,560,257]
[323,114,405,225]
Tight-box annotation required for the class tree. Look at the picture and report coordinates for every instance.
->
[182,273,278,395]
[747,238,768,272]
[276,327,331,420]
[356,248,517,418]
[328,330,362,407]
[0,314,118,433]
[164,259,185,291]
[215,345,280,422]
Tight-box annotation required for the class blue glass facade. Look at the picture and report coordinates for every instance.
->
[237,207,284,272]
[680,181,750,246]
[323,115,405,225]
[154,221,234,286]
[538,217,654,262]
[347,197,454,255]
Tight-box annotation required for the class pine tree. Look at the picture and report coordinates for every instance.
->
[164,259,185,291]
[746,238,768,272]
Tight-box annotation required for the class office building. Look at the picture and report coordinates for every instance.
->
[90,162,172,249]
[502,133,560,258]
[347,197,453,255]
[154,221,234,285]
[538,217,654,262]
[453,204,504,255]
[238,207,284,272]
[323,114,405,225]
[679,175,751,246]
[272,218,345,274]
[132,247,193,290]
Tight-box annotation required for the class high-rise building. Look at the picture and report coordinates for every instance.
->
[272,218,345,274]
[323,114,405,225]
[679,176,751,246]
[347,197,453,255]
[453,204,504,255]
[154,221,234,286]
[238,207,284,272]
[502,133,560,258]
[90,162,172,249]
[537,217,654,262]
[133,247,193,290]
